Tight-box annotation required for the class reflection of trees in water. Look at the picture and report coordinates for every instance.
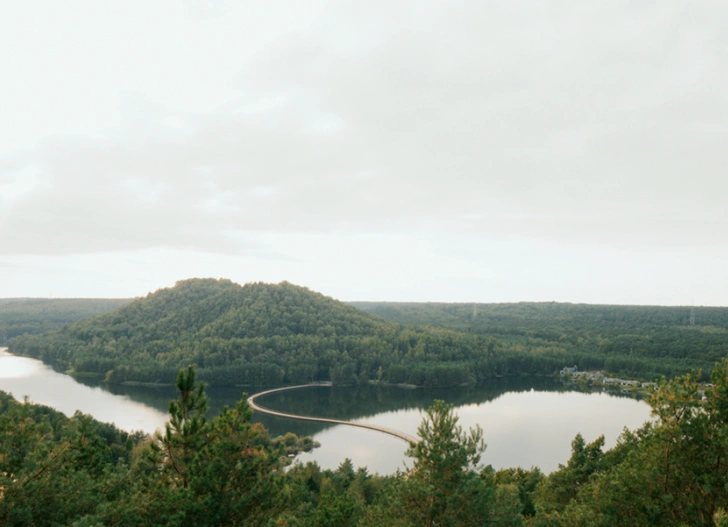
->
[250,377,570,438]
[76,377,180,413]
[82,376,621,439]
[256,377,562,419]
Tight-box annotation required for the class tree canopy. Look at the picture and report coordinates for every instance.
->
[0,298,131,345]
[9,279,503,387]
[4,361,728,525]
[9,280,728,387]
[352,301,728,380]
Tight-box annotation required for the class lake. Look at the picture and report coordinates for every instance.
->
[0,348,653,474]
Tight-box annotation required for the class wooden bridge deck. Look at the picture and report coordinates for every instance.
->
[247,383,419,445]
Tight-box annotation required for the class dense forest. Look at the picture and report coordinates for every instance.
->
[8,279,727,386]
[9,279,506,387]
[3,362,728,526]
[352,301,728,381]
[0,298,131,345]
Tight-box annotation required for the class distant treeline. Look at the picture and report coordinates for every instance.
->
[351,301,728,381]
[0,298,132,345]
[7,281,726,387]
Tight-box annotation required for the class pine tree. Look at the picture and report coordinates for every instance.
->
[148,365,209,488]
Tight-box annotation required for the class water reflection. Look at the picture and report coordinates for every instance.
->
[0,348,168,433]
[0,354,44,378]
[251,384,653,474]
[0,348,653,474]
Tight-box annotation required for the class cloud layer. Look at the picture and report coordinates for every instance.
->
[0,1,726,302]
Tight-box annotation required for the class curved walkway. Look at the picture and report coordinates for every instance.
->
[247,383,419,444]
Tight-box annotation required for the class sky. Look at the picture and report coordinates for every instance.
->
[1,1,726,305]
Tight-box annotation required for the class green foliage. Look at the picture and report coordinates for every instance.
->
[495,466,544,517]
[0,298,131,345]
[0,365,324,526]
[364,400,522,527]
[353,301,728,380]
[148,365,209,488]
[402,400,489,526]
[4,361,728,525]
[121,366,316,525]
[0,392,142,526]
[9,279,503,387]
[271,432,320,456]
[8,282,728,524]
[530,361,728,527]
[12,281,722,389]
[285,460,382,526]
[408,400,485,482]
[533,433,605,516]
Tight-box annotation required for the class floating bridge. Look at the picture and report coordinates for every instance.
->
[247,383,419,444]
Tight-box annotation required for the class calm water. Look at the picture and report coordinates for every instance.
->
[0,348,653,474]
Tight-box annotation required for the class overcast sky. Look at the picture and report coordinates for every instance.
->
[1,1,726,305]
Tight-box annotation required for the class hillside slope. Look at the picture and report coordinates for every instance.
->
[9,279,500,387]
[0,298,132,345]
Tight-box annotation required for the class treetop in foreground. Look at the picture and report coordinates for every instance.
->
[4,361,728,525]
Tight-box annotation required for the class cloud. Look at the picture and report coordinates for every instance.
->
[0,1,726,257]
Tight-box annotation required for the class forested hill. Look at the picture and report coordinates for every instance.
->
[8,279,503,387]
[0,298,132,345]
[350,301,728,379]
[11,282,723,387]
